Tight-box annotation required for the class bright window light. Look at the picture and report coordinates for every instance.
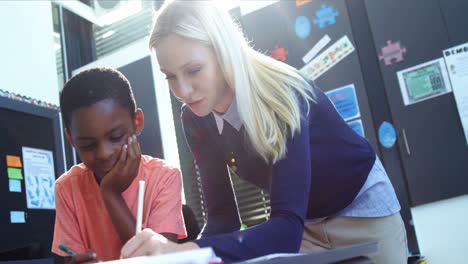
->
[99,0,142,26]
[101,30,115,39]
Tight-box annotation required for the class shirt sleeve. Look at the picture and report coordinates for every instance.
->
[193,107,312,262]
[181,108,242,237]
[52,181,87,256]
[146,168,187,238]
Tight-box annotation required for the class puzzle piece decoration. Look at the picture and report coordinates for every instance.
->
[313,4,339,29]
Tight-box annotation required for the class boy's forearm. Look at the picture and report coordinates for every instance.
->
[100,187,135,244]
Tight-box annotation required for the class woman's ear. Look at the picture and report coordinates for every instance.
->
[134,109,145,136]
[65,129,76,148]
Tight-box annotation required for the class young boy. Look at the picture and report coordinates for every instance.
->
[52,67,186,263]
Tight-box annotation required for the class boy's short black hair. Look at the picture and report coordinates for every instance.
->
[60,67,136,130]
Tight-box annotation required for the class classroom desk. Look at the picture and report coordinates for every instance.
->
[0,242,376,264]
[99,241,377,264]
[239,242,377,264]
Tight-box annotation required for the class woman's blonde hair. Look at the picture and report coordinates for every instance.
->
[150,0,315,163]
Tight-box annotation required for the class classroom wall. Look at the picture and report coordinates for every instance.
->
[411,195,468,263]
[0,0,59,105]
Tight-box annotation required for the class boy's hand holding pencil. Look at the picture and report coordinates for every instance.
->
[59,244,99,264]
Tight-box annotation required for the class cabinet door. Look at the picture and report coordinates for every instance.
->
[365,0,468,206]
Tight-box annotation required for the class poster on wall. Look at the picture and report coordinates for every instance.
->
[444,43,468,145]
[300,35,355,81]
[22,147,55,209]
[348,119,365,138]
[397,58,452,106]
[325,84,360,121]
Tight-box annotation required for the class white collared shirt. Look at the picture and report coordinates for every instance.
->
[212,99,242,134]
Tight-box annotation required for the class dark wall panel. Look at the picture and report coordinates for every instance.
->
[118,56,164,158]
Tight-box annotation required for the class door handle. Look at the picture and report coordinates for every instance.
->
[402,128,411,156]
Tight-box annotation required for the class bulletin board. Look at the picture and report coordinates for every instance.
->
[0,96,65,259]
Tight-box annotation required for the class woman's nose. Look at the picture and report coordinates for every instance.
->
[174,79,194,102]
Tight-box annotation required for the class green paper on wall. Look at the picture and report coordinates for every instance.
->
[7,168,23,180]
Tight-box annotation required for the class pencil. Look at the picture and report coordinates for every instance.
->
[58,243,76,256]
[136,180,145,234]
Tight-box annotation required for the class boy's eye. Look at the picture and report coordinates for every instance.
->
[165,74,175,80]
[78,144,95,151]
[110,134,125,142]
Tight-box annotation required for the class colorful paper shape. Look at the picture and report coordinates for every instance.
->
[295,16,311,39]
[379,121,397,149]
[271,45,288,62]
[296,0,312,6]
[10,211,26,224]
[379,40,407,66]
[6,155,22,168]
[9,179,22,193]
[313,4,339,29]
[7,167,23,180]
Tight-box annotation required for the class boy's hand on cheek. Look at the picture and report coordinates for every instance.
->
[100,135,141,194]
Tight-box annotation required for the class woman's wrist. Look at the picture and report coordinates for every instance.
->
[179,242,200,251]
[162,241,200,255]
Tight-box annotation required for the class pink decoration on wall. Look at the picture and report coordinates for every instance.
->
[379,40,407,66]
[271,45,288,62]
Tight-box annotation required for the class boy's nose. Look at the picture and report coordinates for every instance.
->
[96,143,115,161]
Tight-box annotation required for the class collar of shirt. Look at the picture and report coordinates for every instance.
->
[212,99,242,134]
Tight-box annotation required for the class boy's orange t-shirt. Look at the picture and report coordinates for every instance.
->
[52,155,187,261]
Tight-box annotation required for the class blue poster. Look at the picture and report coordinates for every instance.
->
[295,16,311,39]
[348,119,365,138]
[326,84,360,121]
[378,121,397,149]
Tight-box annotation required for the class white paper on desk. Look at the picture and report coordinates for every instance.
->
[101,247,220,264]
[236,253,305,263]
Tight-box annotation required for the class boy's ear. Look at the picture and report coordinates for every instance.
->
[134,108,145,136]
[65,129,76,148]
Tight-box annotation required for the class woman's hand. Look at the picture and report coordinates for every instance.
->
[100,135,141,194]
[121,229,199,258]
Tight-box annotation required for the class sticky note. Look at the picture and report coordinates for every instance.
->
[10,211,26,224]
[6,155,22,168]
[296,0,312,6]
[9,179,22,193]
[7,168,23,180]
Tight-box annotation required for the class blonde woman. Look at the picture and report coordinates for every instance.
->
[121,1,407,263]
